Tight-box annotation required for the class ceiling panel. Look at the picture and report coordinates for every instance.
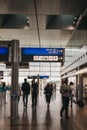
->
[0,0,86,50]
[36,0,87,15]
[0,0,86,15]
[0,29,38,39]
[67,30,87,47]
[0,0,35,14]
[39,30,72,39]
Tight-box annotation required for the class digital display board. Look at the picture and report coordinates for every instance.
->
[0,47,9,62]
[21,47,65,63]
[0,71,3,79]
[28,75,49,79]
[0,47,9,54]
[22,48,64,56]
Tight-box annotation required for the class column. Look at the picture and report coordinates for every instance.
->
[78,74,83,101]
[10,40,19,125]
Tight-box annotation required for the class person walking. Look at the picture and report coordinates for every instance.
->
[21,78,30,108]
[60,81,71,119]
[44,82,53,108]
[18,84,21,103]
[31,80,39,108]
[2,82,7,104]
[69,82,75,107]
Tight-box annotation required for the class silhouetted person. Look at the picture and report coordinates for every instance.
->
[69,82,75,107]
[18,84,21,103]
[2,82,7,104]
[31,80,39,108]
[60,81,71,119]
[44,83,53,108]
[21,78,30,108]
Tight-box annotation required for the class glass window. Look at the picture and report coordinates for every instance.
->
[29,66,39,71]
[29,71,40,75]
[51,72,61,76]
[51,66,60,71]
[40,66,50,71]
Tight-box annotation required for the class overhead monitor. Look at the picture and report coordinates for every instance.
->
[0,47,9,62]
[0,47,9,54]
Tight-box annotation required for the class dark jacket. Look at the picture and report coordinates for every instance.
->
[22,82,30,95]
[44,85,53,95]
[31,82,38,95]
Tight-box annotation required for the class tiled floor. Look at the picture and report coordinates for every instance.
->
[0,91,87,130]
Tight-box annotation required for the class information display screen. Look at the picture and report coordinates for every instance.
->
[0,47,9,62]
[21,47,65,63]
[0,47,9,54]
[28,75,49,79]
[22,48,64,56]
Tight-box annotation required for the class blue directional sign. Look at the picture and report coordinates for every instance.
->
[28,75,49,79]
[22,47,64,56]
[21,47,65,63]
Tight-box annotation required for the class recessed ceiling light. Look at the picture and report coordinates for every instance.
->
[73,21,75,24]
[74,17,77,19]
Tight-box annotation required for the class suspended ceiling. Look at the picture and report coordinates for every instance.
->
[0,0,87,48]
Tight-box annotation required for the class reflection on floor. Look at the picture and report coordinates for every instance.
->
[0,91,87,130]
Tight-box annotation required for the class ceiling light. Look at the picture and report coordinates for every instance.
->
[74,17,77,20]
[73,21,75,24]
[23,25,29,29]
[67,26,75,30]
[26,16,29,19]
[27,20,30,24]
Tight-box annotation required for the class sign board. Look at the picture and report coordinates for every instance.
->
[0,47,9,62]
[28,75,49,79]
[22,48,64,55]
[21,47,65,63]
[0,47,9,54]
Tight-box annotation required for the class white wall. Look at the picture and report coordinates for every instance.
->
[83,77,87,86]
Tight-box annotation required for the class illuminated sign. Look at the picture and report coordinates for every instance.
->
[28,75,49,79]
[22,48,64,56]
[0,47,9,54]
[21,47,65,63]
[0,47,9,62]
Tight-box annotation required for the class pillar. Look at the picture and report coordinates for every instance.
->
[10,40,19,125]
[78,74,83,101]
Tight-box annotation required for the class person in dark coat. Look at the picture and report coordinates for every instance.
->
[69,82,75,107]
[31,80,39,108]
[60,81,71,119]
[2,82,7,104]
[44,83,53,108]
[21,78,30,108]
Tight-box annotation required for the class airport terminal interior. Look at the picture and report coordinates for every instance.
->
[0,0,87,130]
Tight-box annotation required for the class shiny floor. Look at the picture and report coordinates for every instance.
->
[0,91,87,130]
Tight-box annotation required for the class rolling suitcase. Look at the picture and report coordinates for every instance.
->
[77,100,84,107]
